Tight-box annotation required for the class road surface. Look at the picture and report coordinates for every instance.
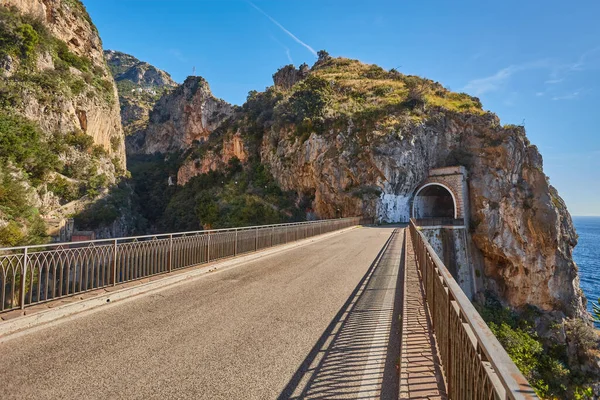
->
[0,226,404,400]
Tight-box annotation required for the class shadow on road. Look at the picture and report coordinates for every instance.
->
[278,228,405,400]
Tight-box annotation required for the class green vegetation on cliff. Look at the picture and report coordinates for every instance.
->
[0,4,124,246]
[116,154,305,232]
[265,53,484,143]
[0,5,114,109]
[151,52,489,236]
[0,111,122,245]
[479,297,598,398]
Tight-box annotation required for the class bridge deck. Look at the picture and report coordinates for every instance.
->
[0,226,448,399]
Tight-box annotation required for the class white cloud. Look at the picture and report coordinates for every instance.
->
[552,90,582,101]
[546,46,600,83]
[463,60,549,95]
[569,46,600,71]
[463,66,516,95]
[247,1,317,57]
[464,46,600,97]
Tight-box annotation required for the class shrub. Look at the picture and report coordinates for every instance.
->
[48,175,80,203]
[16,23,38,58]
[69,78,86,95]
[0,172,49,246]
[488,321,543,377]
[92,145,108,158]
[478,296,599,398]
[64,130,94,152]
[403,83,426,110]
[110,135,120,152]
[0,7,46,61]
[85,173,108,197]
[0,112,60,180]
[0,221,24,247]
[287,75,332,123]
[317,50,331,63]
[55,39,91,72]
[62,157,91,179]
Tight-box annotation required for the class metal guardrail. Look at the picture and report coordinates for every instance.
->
[0,217,366,313]
[408,219,537,399]
[413,218,465,227]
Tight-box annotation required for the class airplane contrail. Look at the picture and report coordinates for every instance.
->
[247,1,317,57]
[270,35,294,64]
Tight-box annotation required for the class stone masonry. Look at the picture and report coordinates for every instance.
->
[412,166,469,224]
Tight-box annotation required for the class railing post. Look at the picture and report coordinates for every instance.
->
[255,228,258,251]
[234,230,238,255]
[207,232,211,262]
[271,226,274,246]
[168,234,173,273]
[447,293,453,396]
[112,239,117,286]
[20,247,28,309]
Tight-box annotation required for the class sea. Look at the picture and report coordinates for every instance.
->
[573,216,600,322]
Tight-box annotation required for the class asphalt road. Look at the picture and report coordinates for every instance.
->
[0,226,401,400]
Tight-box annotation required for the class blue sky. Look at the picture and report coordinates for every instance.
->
[83,0,600,216]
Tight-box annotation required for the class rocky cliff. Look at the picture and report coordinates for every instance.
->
[142,55,584,321]
[0,0,125,166]
[0,0,126,245]
[105,50,177,140]
[128,76,234,155]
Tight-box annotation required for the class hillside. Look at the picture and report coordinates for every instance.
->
[135,51,579,317]
[0,0,126,245]
[104,50,177,139]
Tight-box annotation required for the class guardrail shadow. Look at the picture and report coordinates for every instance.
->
[278,229,404,400]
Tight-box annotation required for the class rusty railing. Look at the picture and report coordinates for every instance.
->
[0,217,365,313]
[409,219,537,399]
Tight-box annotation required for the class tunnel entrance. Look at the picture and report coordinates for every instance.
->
[412,184,456,219]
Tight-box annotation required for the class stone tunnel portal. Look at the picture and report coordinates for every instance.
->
[412,184,457,219]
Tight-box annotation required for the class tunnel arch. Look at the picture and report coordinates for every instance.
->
[412,183,458,219]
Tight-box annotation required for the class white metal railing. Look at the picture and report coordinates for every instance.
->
[0,217,368,313]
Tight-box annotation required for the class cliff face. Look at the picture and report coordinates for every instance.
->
[261,108,583,317]
[128,76,233,154]
[105,50,176,87]
[151,57,584,319]
[1,0,125,167]
[0,0,126,245]
[177,132,247,185]
[105,50,177,140]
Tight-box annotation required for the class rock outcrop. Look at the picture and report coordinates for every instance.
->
[261,109,584,318]
[105,50,177,141]
[177,132,248,185]
[0,0,127,244]
[1,0,126,167]
[132,76,234,154]
[105,50,177,88]
[273,63,309,90]
[147,58,584,320]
